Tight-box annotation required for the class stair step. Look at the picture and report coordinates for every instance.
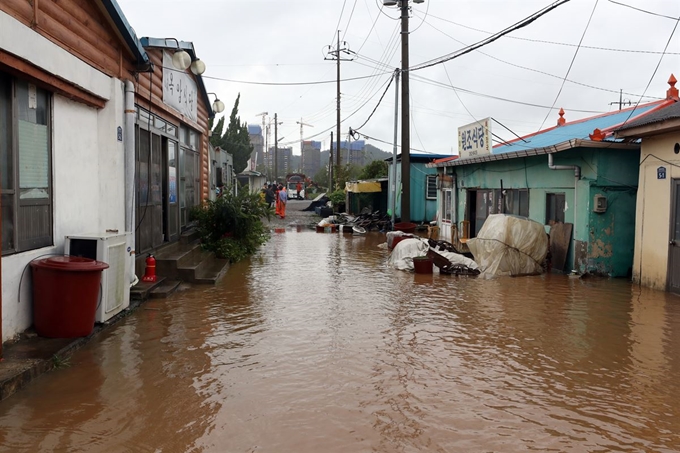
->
[180,228,200,244]
[130,277,167,301]
[149,279,181,298]
[192,257,229,284]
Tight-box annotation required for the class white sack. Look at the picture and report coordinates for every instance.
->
[387,238,429,271]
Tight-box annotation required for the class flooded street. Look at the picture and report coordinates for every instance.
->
[2,227,680,452]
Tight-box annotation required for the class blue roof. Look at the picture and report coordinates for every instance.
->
[248,125,262,135]
[493,101,666,154]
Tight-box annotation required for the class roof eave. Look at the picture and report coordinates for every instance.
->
[97,0,150,69]
[427,139,640,168]
[615,118,680,139]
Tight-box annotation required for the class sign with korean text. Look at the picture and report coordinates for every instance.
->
[163,51,198,122]
[458,118,492,158]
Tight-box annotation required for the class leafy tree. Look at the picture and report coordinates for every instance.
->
[209,94,253,174]
[313,165,329,189]
[358,160,388,180]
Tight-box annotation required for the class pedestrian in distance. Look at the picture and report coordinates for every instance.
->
[278,184,288,219]
[296,181,302,200]
[265,184,276,209]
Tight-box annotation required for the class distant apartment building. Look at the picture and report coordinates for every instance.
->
[266,146,293,179]
[339,140,366,166]
[302,140,322,176]
[247,124,264,170]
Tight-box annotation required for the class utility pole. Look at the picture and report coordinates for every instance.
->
[325,32,352,187]
[256,112,267,172]
[400,1,411,223]
[610,89,631,111]
[329,132,334,191]
[274,113,278,182]
[392,68,400,226]
[296,118,314,174]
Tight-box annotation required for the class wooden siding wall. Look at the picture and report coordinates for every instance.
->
[0,0,135,79]
[135,49,211,202]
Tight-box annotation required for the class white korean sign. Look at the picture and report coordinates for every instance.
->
[458,118,492,158]
[163,51,198,122]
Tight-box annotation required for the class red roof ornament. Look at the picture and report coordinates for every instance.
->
[557,108,566,126]
[589,128,606,141]
[668,74,679,100]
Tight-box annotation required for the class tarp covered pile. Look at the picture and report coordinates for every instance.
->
[388,237,478,273]
[466,214,548,277]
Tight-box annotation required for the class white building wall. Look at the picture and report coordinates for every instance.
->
[1,14,125,342]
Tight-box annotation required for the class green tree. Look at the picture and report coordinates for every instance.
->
[210,94,253,174]
[358,160,388,180]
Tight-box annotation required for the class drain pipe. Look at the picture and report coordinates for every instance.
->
[124,80,137,286]
[548,152,581,271]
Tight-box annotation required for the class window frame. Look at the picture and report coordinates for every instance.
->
[1,73,53,255]
[426,174,437,200]
[546,192,566,225]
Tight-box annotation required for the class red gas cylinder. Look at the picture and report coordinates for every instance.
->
[142,254,157,282]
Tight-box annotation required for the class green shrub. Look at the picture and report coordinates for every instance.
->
[328,189,345,206]
[191,189,272,262]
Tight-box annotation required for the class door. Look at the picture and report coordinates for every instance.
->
[136,128,163,253]
[164,138,179,242]
[668,179,680,292]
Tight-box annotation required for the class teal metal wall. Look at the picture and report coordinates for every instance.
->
[388,161,440,223]
[448,147,640,276]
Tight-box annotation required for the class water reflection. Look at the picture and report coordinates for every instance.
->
[1,231,680,452]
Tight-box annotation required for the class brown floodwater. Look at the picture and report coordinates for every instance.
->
[1,229,680,452]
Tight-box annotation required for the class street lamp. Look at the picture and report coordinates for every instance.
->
[207,93,225,114]
[382,0,424,223]
[164,38,192,70]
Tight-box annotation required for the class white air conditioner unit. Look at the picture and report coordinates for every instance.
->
[64,232,132,323]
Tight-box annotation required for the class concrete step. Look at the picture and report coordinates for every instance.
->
[180,228,200,244]
[149,279,181,298]
[130,277,167,301]
[155,241,203,279]
[178,252,229,285]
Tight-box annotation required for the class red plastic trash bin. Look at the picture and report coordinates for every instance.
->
[30,256,109,338]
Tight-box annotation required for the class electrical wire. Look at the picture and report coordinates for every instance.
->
[409,0,572,72]
[355,0,383,55]
[201,72,391,86]
[417,10,680,55]
[607,0,679,21]
[418,13,661,100]
[352,70,396,131]
[617,16,679,128]
[538,0,599,131]
[330,1,348,48]
[341,0,359,43]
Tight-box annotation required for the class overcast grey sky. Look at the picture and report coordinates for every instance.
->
[116,0,680,156]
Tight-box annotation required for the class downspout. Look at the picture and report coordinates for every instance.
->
[548,152,581,271]
[124,80,137,286]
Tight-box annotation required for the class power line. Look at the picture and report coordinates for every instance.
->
[201,72,390,86]
[607,0,679,21]
[341,0,359,42]
[330,1,348,48]
[538,0,599,131]
[419,14,661,100]
[409,0,572,72]
[417,10,680,55]
[352,70,396,131]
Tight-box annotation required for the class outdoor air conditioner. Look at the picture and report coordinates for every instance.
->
[64,232,132,323]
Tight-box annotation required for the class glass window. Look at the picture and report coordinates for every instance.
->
[546,193,566,225]
[1,73,53,254]
[443,190,452,222]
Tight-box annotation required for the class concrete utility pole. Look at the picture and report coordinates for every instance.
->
[392,69,400,226]
[256,111,267,172]
[274,113,278,182]
[610,89,631,111]
[325,32,352,186]
[329,132,334,190]
[400,1,411,223]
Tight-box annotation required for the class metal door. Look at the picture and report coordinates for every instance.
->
[164,139,179,242]
[668,179,680,292]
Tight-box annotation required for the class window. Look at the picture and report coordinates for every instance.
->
[426,175,437,199]
[443,189,452,222]
[1,73,53,254]
[503,189,529,218]
[546,192,566,225]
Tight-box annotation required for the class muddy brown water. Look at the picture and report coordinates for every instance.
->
[1,228,680,452]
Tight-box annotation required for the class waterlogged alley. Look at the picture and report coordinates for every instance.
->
[1,225,680,452]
